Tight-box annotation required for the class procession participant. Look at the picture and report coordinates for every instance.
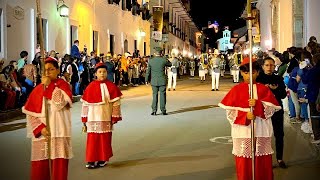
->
[256,57,288,168]
[167,52,179,91]
[189,58,196,77]
[209,49,222,91]
[146,47,172,115]
[218,58,281,180]
[230,54,240,83]
[22,57,73,180]
[81,62,123,169]
[219,55,226,77]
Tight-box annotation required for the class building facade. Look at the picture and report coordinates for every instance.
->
[257,0,320,52]
[0,0,152,64]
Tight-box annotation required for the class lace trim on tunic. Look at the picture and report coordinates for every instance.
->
[86,121,113,133]
[112,105,121,118]
[31,137,73,161]
[232,137,274,158]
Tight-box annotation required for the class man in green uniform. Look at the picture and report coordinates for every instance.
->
[146,47,172,115]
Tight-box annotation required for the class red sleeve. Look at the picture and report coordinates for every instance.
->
[33,123,46,138]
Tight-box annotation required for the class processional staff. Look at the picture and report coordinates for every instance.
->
[36,0,52,180]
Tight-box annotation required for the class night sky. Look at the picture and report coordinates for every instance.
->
[189,0,247,47]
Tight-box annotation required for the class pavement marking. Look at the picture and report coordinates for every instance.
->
[209,136,233,144]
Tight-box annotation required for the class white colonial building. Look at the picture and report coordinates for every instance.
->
[0,0,200,64]
[257,0,320,52]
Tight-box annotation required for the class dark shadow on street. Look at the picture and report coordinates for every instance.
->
[109,155,218,168]
[0,122,26,133]
[168,105,219,115]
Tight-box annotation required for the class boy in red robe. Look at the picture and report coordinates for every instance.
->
[218,58,281,180]
[22,58,73,180]
[81,62,122,169]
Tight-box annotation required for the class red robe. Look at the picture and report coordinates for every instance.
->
[81,80,122,162]
[219,82,281,180]
[23,78,72,180]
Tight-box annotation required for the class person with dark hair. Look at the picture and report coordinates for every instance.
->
[256,57,288,168]
[22,57,73,180]
[302,53,320,144]
[17,51,29,70]
[66,57,80,96]
[71,40,81,60]
[0,65,17,110]
[81,62,123,169]
[218,57,281,180]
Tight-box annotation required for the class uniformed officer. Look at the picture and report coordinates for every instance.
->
[146,47,172,115]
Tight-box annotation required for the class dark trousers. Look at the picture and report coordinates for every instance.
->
[271,109,284,160]
[151,85,166,113]
[310,102,320,140]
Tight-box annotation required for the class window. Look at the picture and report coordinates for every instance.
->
[70,25,78,49]
[124,39,128,53]
[134,40,137,51]
[93,30,99,53]
[110,34,115,55]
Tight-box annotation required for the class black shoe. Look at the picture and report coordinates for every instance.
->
[278,160,287,169]
[216,89,219,91]
[211,89,215,91]
[151,112,157,115]
[85,162,96,169]
[173,89,176,91]
[97,161,107,167]
[161,112,168,115]
[168,88,171,91]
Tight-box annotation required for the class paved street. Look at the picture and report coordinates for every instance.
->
[0,76,319,180]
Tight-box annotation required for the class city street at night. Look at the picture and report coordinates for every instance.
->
[1,77,319,180]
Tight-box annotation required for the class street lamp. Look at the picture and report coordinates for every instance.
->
[57,0,69,17]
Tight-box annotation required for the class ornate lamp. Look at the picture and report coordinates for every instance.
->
[57,0,69,17]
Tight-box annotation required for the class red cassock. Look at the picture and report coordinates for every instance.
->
[23,79,73,180]
[219,82,281,180]
[81,80,122,163]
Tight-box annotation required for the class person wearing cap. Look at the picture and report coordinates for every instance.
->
[22,58,73,180]
[209,49,222,91]
[81,62,123,169]
[218,58,281,180]
[146,47,172,115]
[256,56,288,168]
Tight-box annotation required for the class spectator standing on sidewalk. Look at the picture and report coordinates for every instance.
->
[256,57,288,168]
[302,53,320,144]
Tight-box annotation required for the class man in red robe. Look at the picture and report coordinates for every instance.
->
[81,62,122,169]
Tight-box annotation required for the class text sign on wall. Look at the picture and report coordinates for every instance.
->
[13,6,24,20]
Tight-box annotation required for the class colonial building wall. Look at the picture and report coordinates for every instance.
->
[278,0,293,52]
[1,0,151,64]
[304,0,320,46]
[257,0,272,51]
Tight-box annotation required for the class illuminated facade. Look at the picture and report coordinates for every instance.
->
[0,0,151,63]
[257,0,320,52]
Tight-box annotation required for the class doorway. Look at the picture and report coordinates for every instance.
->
[70,25,78,49]
[93,30,98,53]
[110,34,115,55]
